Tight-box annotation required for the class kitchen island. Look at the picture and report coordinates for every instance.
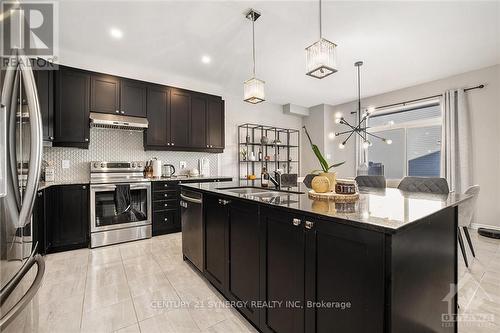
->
[180,181,470,333]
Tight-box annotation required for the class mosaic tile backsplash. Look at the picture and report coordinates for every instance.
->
[43,128,220,181]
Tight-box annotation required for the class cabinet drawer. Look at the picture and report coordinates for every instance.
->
[152,181,180,191]
[153,200,179,211]
[153,210,180,236]
[153,191,179,201]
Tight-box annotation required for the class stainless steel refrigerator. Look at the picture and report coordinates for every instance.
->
[0,54,45,332]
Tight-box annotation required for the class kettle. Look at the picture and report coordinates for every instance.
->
[162,164,176,178]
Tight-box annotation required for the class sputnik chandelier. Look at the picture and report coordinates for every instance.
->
[335,61,392,149]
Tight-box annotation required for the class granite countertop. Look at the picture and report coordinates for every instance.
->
[180,180,471,234]
[38,175,232,190]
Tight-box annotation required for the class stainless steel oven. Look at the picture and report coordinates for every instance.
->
[89,161,152,248]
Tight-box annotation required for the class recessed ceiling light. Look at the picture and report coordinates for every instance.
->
[110,27,123,39]
[201,55,211,64]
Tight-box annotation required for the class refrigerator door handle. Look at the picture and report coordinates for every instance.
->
[0,61,17,199]
[0,103,6,198]
[17,55,43,228]
[0,254,45,330]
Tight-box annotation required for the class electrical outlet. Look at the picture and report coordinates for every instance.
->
[179,161,187,170]
[62,160,70,169]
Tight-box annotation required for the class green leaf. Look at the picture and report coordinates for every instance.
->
[327,162,345,170]
[303,126,329,172]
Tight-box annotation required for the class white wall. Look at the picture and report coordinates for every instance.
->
[220,95,303,180]
[320,65,500,229]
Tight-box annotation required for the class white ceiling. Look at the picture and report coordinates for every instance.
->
[57,0,500,107]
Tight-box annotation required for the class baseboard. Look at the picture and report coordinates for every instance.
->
[470,223,500,231]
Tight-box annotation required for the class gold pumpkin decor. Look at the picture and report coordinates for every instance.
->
[311,175,331,193]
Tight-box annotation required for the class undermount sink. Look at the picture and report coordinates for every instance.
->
[217,186,304,195]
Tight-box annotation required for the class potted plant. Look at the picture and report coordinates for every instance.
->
[303,126,345,191]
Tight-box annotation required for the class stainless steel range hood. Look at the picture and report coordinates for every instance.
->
[90,112,148,131]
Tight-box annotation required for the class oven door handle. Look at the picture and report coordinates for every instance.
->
[91,183,151,192]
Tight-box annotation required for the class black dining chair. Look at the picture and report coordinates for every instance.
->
[397,176,450,194]
[355,175,386,188]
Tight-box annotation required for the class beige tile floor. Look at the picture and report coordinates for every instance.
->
[34,229,500,333]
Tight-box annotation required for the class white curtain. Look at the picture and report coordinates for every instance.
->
[441,89,472,193]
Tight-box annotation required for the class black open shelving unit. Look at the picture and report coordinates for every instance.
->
[238,123,300,182]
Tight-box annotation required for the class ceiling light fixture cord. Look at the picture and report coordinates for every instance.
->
[319,0,322,39]
[252,11,256,77]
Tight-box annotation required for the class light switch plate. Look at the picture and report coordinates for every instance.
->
[62,160,70,169]
[179,161,187,170]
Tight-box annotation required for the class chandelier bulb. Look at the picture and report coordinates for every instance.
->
[385,139,393,145]
[338,142,345,149]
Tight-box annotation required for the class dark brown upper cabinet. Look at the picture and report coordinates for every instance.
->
[54,67,90,148]
[207,98,224,149]
[170,89,190,147]
[144,88,225,153]
[190,95,207,148]
[90,74,120,115]
[145,85,170,147]
[91,74,147,118]
[120,79,147,117]
[34,69,54,143]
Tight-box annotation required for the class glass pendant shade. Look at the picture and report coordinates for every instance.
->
[243,77,265,104]
[305,38,338,79]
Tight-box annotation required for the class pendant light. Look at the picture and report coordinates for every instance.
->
[334,61,392,149]
[305,0,338,79]
[243,9,265,104]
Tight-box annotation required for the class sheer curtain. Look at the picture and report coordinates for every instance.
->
[441,89,472,193]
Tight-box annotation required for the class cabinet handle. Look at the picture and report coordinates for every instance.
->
[37,192,42,197]
[121,111,125,114]
[167,143,170,146]
[171,143,175,146]
[164,194,169,197]
[85,138,89,142]
[115,110,120,113]
[82,185,86,189]
[164,218,168,222]
[305,221,314,229]
[49,136,54,140]
[292,218,301,226]
[164,203,168,207]
[218,199,230,205]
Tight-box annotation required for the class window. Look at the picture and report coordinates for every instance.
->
[366,103,442,179]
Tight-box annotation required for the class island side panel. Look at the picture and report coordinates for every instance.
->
[391,206,457,333]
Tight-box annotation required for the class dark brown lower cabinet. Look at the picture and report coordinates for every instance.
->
[203,194,228,292]
[45,184,89,253]
[152,181,181,236]
[259,207,305,333]
[226,200,260,326]
[304,217,385,333]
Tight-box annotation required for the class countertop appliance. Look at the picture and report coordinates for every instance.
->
[90,161,152,248]
[1,54,45,332]
[180,189,203,271]
[162,164,176,178]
